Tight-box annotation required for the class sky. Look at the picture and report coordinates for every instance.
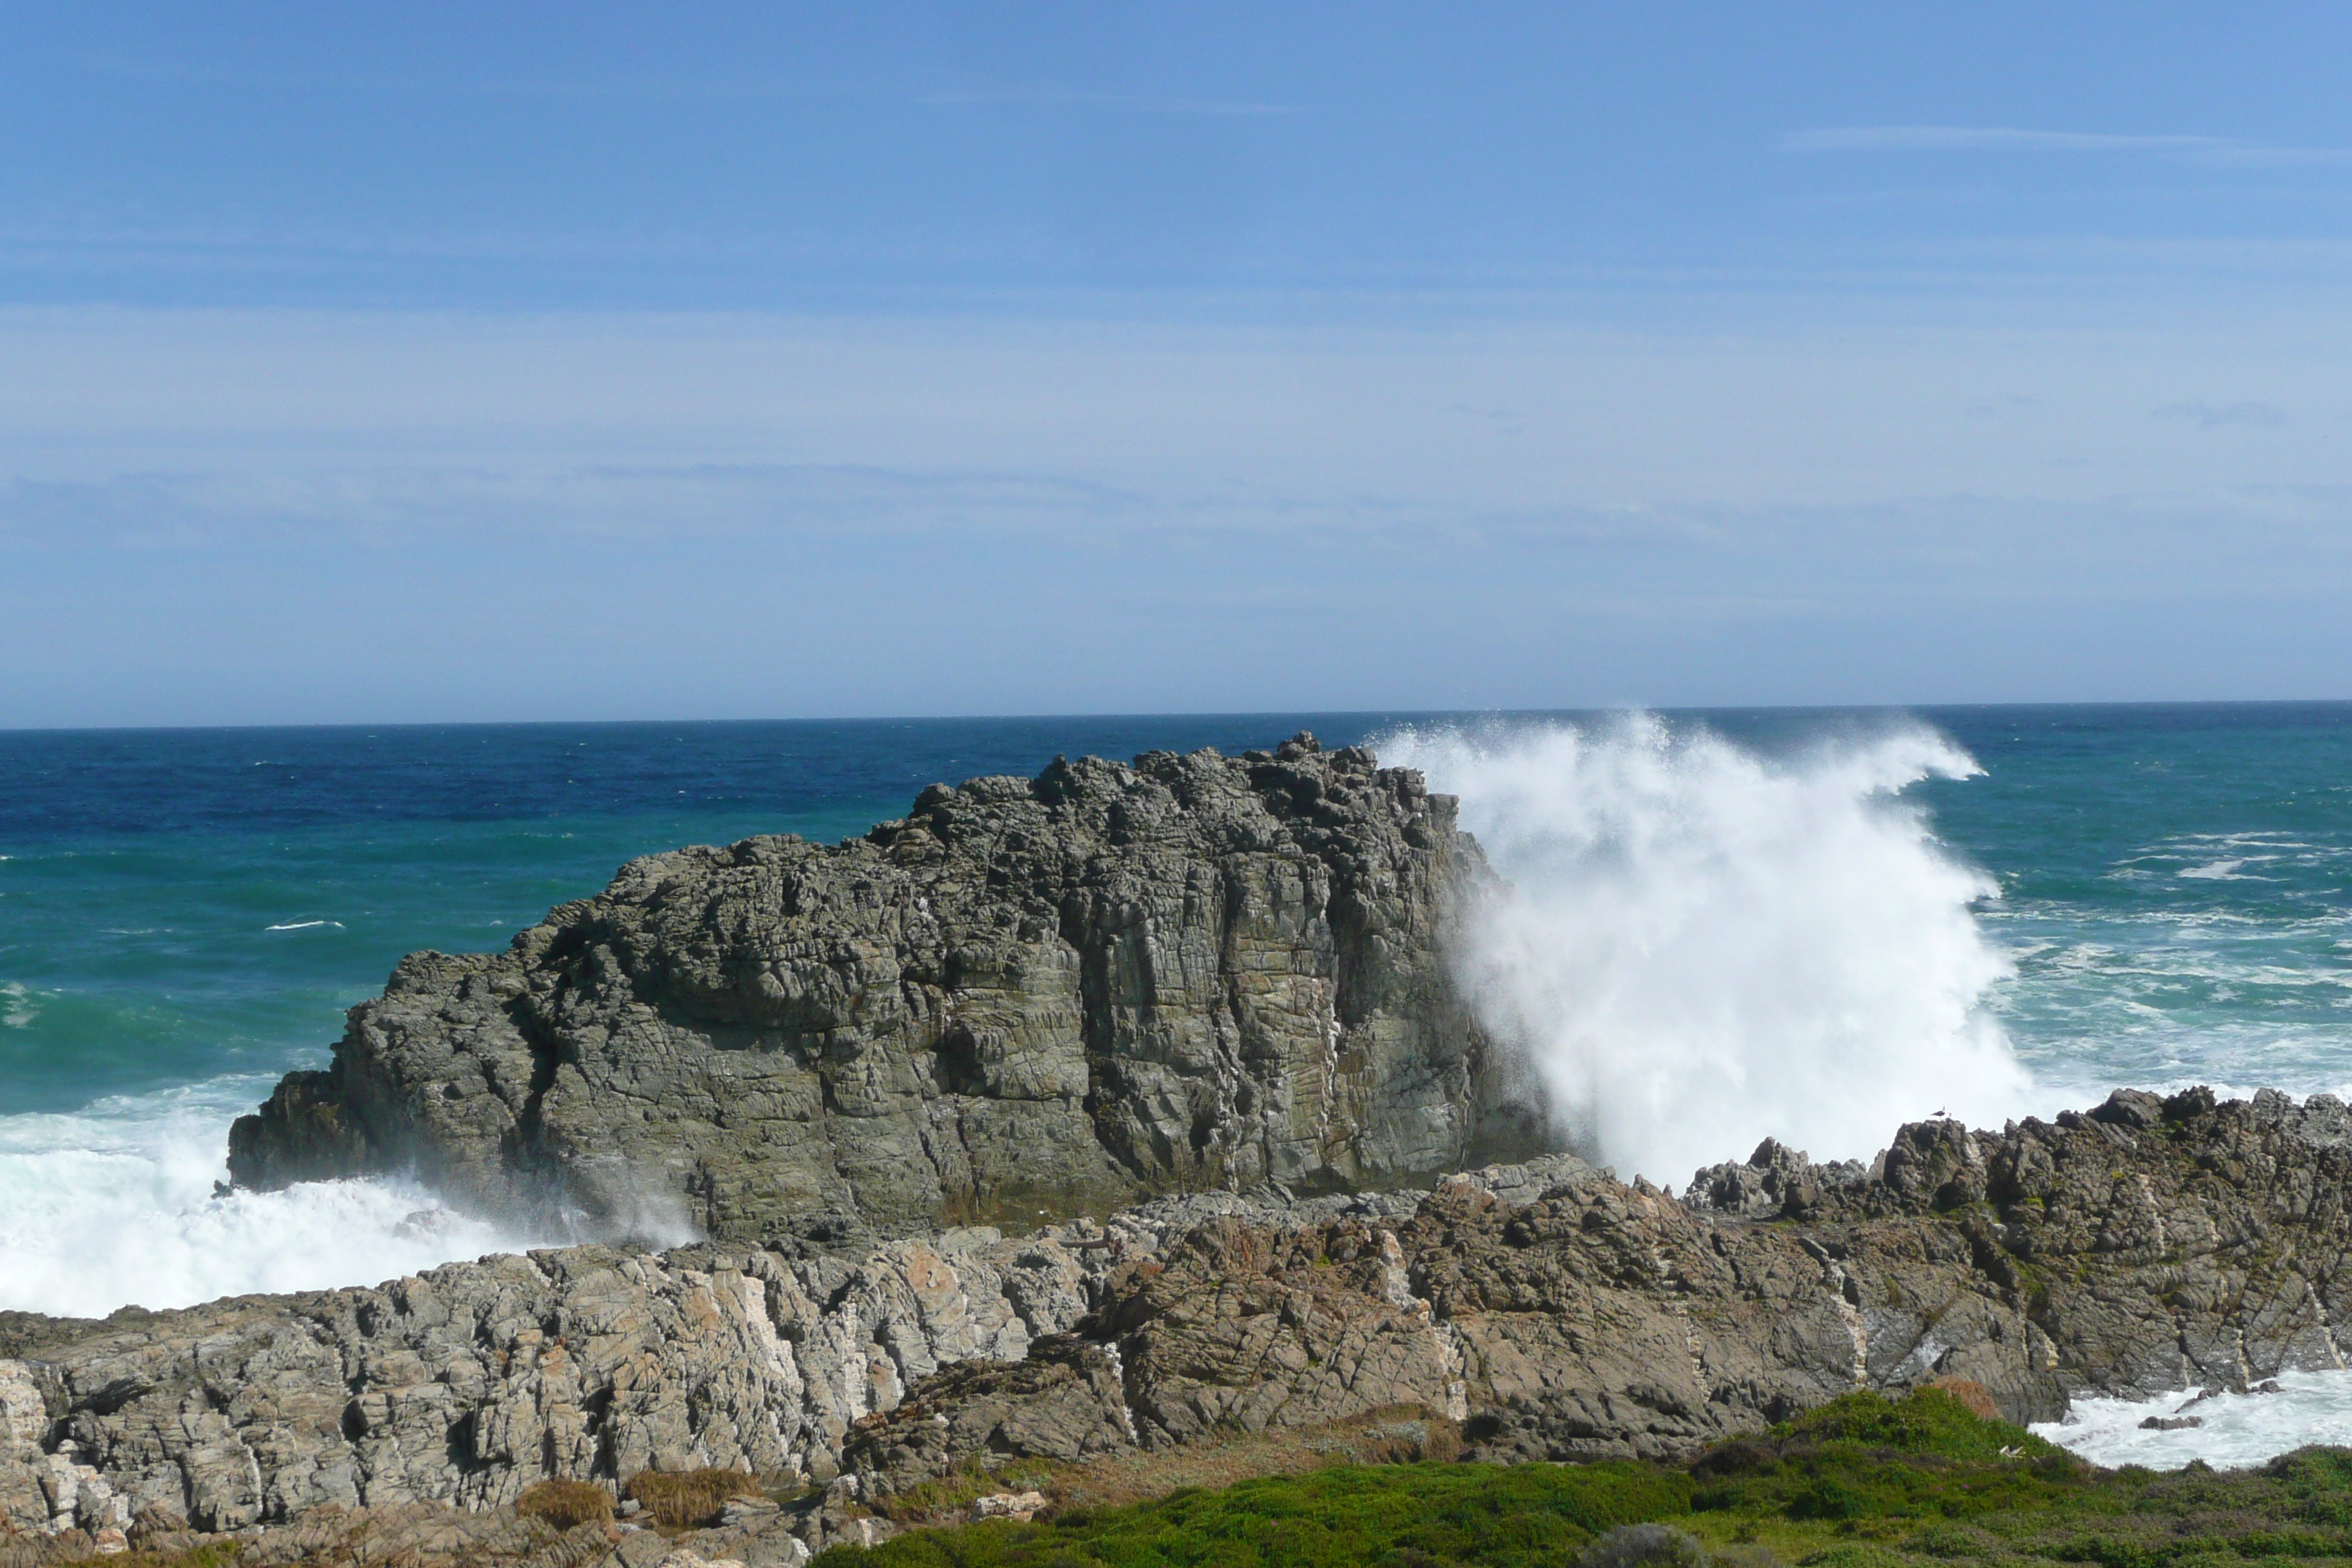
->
[4,4,2351,726]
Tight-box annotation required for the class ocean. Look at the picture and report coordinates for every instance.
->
[3,704,2349,1464]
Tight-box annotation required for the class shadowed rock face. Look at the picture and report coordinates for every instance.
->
[227,735,1542,1240]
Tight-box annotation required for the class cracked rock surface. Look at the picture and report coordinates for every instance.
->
[226,735,1537,1240]
[19,1090,2352,1542]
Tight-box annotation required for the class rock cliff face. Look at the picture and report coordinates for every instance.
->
[0,1224,1104,1541]
[16,1088,2352,1550]
[227,735,1537,1241]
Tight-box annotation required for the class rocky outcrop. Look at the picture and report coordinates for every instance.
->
[817,1086,2352,1490]
[227,736,1538,1241]
[0,1225,1102,1542]
[20,1087,2352,1548]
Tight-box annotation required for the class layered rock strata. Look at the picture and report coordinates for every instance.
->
[227,735,1537,1240]
[15,1088,2352,1550]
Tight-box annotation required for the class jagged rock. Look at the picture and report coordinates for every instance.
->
[807,1087,2352,1486]
[969,1490,1048,1522]
[840,1335,1136,1496]
[0,1226,1106,1536]
[228,737,1540,1240]
[20,1090,2352,1534]
[1686,1139,1865,1221]
[1439,1150,1601,1210]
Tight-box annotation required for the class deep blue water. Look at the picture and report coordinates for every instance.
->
[1,705,2348,1319]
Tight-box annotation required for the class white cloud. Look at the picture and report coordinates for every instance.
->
[1782,126,2225,154]
[4,301,2351,723]
[1780,127,2352,167]
[2156,401,2290,430]
[920,84,1302,116]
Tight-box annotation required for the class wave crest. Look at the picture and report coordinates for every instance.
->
[1387,714,2031,1186]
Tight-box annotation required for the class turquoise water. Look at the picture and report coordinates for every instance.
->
[1,706,2349,1322]
[1919,705,2352,1104]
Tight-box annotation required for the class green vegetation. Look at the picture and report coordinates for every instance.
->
[814,1390,2352,1568]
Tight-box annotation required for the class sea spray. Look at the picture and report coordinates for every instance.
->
[2034,1373,2352,1469]
[0,1076,552,1317]
[1387,715,2032,1186]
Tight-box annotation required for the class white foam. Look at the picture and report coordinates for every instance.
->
[0,1076,556,1318]
[2179,859,2276,881]
[0,981,35,1029]
[264,919,347,931]
[1387,715,2033,1186]
[2036,1373,2352,1469]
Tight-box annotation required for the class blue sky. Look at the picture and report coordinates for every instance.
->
[4,4,2351,725]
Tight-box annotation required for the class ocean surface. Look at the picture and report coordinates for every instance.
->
[4,704,2350,1464]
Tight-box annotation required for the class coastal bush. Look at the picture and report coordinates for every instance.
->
[624,1466,762,1529]
[817,1460,1692,1567]
[1776,1389,2058,1463]
[806,1391,2352,1568]
[1580,1522,1707,1568]
[1689,1390,2096,1526]
[515,1477,614,1529]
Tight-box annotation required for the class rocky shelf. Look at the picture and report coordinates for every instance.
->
[13,1087,2352,1557]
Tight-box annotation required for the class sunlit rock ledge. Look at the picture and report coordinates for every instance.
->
[11,1085,2352,1555]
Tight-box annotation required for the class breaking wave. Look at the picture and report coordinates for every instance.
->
[0,1076,554,1318]
[1387,715,2035,1187]
[2035,1373,2352,1469]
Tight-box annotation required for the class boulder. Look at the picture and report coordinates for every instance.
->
[228,737,1542,1240]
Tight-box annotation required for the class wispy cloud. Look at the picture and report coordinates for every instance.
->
[1781,126,2352,166]
[48,46,840,101]
[55,48,1305,116]
[1784,126,2223,154]
[921,84,1302,116]
[2156,401,2289,430]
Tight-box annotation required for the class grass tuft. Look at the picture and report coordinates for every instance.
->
[624,1466,762,1529]
[515,1477,614,1531]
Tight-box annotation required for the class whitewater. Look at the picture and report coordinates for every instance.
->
[1387,715,2037,1184]
[4,708,2351,1466]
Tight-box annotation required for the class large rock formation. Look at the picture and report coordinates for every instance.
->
[18,1088,2352,1550]
[0,1224,1105,1542]
[227,736,1537,1241]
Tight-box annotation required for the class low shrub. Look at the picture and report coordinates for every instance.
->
[1777,1390,2057,1464]
[624,1466,763,1529]
[1580,1522,1708,1568]
[820,1460,1694,1567]
[515,1477,614,1530]
[804,1390,2352,1568]
[1794,1548,1910,1568]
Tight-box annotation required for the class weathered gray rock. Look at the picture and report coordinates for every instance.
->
[227,736,1539,1241]
[1686,1138,1867,1221]
[0,1226,1107,1537]
[838,1335,1136,1497]
[26,1089,2352,1543]
[792,1085,2352,1485]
